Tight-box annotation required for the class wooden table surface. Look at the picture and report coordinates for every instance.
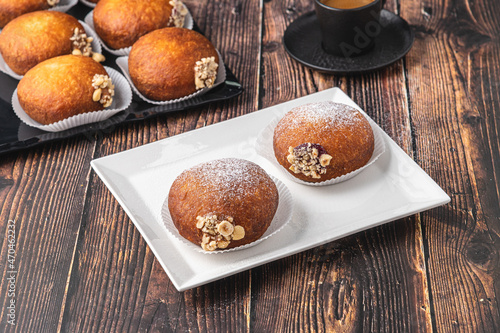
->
[1,0,499,331]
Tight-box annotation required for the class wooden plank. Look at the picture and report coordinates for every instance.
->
[401,0,500,331]
[59,0,263,331]
[250,0,432,331]
[0,138,96,332]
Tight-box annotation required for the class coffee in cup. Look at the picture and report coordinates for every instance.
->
[320,0,375,10]
[314,0,384,57]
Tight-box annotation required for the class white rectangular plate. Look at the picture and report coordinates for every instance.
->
[91,88,450,291]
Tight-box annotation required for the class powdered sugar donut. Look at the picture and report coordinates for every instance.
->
[273,101,374,183]
[167,158,279,252]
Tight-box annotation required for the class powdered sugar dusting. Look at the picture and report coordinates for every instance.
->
[274,101,366,137]
[175,158,275,201]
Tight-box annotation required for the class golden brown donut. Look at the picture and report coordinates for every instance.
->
[0,0,58,28]
[273,101,374,183]
[128,27,219,101]
[17,55,115,125]
[0,11,104,75]
[93,0,188,50]
[168,158,279,251]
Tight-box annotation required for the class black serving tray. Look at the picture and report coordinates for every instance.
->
[0,3,243,155]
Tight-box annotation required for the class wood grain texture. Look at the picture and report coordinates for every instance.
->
[0,138,95,332]
[59,122,185,333]
[402,0,500,331]
[250,0,432,332]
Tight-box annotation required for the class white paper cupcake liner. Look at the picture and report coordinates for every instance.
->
[161,175,294,254]
[49,0,78,12]
[79,0,97,8]
[255,105,386,186]
[12,66,132,132]
[115,52,226,105]
[84,5,194,56]
[0,20,101,80]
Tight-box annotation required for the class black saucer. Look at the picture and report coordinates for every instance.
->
[283,10,414,74]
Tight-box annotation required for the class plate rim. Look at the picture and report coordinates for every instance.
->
[91,87,450,291]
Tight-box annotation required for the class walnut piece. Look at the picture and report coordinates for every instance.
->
[194,57,218,90]
[196,214,245,251]
[92,74,115,108]
[287,143,332,179]
[169,0,188,28]
[70,27,105,63]
[47,0,59,7]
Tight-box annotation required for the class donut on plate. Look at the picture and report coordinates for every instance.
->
[168,158,279,251]
[273,101,374,183]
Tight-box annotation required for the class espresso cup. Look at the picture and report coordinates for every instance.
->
[314,0,384,57]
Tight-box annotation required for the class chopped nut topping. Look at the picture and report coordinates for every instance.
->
[92,53,106,63]
[217,221,234,237]
[194,57,218,90]
[287,143,332,179]
[196,216,205,229]
[169,0,188,27]
[92,74,114,108]
[232,225,245,241]
[196,214,245,251]
[70,28,92,57]
[47,0,59,7]
[319,154,333,167]
[218,240,230,249]
[70,27,105,63]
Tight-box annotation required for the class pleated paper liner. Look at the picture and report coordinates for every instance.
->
[161,175,294,254]
[84,6,194,56]
[115,53,226,105]
[255,105,386,186]
[12,66,132,132]
[0,53,25,80]
[79,0,98,8]
[0,20,101,80]
[0,0,77,34]
[49,0,78,13]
